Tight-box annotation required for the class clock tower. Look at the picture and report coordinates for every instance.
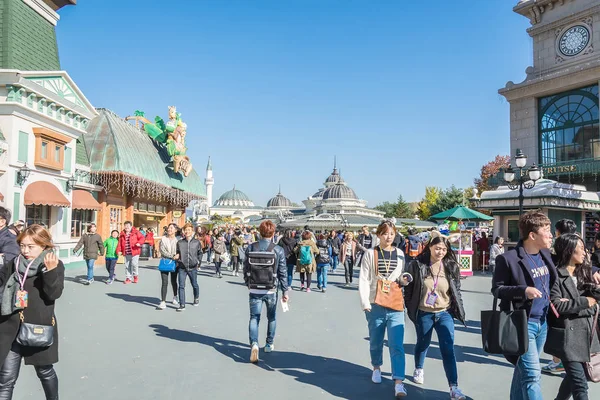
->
[0,0,76,71]
[500,0,600,190]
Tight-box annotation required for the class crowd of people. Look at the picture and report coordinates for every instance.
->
[2,203,600,399]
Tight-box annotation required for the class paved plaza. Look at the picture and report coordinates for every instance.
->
[10,259,600,400]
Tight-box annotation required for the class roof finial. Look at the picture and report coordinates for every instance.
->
[206,156,212,171]
[334,155,337,170]
[278,184,281,194]
[233,184,236,190]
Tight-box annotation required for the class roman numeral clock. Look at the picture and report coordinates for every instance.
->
[556,21,593,63]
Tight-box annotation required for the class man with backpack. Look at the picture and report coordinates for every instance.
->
[316,234,332,292]
[405,228,424,262]
[244,220,289,363]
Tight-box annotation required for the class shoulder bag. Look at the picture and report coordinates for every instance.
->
[373,248,404,311]
[585,305,600,383]
[481,292,528,356]
[17,311,55,348]
[158,258,176,272]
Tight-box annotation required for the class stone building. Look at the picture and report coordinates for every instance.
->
[501,0,600,188]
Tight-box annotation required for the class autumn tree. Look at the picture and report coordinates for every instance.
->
[474,155,511,194]
[416,187,441,220]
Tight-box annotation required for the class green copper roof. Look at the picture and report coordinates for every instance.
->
[83,108,206,197]
[217,186,251,202]
[75,138,89,166]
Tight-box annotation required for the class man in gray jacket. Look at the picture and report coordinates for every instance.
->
[175,223,202,312]
[73,223,105,285]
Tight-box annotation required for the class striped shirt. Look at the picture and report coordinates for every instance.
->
[376,248,398,278]
[125,233,132,255]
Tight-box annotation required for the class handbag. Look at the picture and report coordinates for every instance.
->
[585,305,600,383]
[373,249,404,311]
[158,258,176,272]
[481,292,529,356]
[16,312,55,348]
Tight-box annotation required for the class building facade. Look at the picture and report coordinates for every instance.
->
[502,0,600,187]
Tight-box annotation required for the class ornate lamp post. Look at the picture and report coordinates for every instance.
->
[502,149,542,217]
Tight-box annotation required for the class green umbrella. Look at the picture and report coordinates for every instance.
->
[429,205,493,222]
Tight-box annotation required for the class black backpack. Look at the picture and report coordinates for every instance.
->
[246,242,278,289]
[316,244,330,264]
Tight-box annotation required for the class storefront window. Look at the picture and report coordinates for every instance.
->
[71,209,95,238]
[110,207,124,233]
[540,84,599,165]
[507,220,520,242]
[25,205,50,228]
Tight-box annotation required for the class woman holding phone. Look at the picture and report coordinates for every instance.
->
[0,224,64,400]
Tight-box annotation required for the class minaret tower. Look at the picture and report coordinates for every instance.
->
[205,157,214,207]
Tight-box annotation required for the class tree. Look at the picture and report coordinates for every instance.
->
[474,155,511,194]
[416,187,441,220]
[431,185,467,216]
[374,195,413,218]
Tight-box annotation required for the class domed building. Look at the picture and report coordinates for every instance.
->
[209,185,263,222]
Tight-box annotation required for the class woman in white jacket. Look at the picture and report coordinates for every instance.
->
[359,220,409,398]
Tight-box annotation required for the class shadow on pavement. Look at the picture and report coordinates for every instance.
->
[64,275,91,285]
[148,324,456,399]
[226,281,247,286]
[333,284,357,290]
[454,320,481,335]
[106,293,158,308]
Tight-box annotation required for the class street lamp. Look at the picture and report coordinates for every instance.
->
[16,164,31,186]
[502,149,542,217]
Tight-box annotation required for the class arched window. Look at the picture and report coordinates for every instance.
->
[539,84,599,165]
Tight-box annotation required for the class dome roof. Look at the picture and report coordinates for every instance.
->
[267,190,293,208]
[214,185,255,207]
[322,179,358,200]
[233,210,244,216]
[311,188,326,199]
[325,168,340,185]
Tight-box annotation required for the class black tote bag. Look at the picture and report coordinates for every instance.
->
[481,293,529,356]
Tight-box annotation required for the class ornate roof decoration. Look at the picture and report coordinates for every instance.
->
[83,108,205,207]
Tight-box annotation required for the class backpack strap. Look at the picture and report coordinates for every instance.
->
[266,242,276,252]
[373,248,378,277]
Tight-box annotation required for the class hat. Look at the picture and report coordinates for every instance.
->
[15,220,24,227]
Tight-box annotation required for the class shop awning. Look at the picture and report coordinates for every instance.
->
[24,181,70,207]
[72,190,101,210]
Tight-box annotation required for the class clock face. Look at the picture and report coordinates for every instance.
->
[559,25,590,57]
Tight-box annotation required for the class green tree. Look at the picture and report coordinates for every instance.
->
[416,187,441,220]
[395,195,413,218]
[374,201,397,218]
[375,195,413,218]
[431,185,466,216]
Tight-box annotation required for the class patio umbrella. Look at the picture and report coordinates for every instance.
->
[429,205,493,222]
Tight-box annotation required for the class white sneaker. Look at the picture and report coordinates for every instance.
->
[250,343,259,363]
[413,368,424,385]
[371,369,382,384]
[172,297,179,305]
[265,343,274,353]
[157,301,166,310]
[394,383,407,398]
[450,386,466,400]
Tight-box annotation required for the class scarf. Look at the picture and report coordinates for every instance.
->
[1,250,50,316]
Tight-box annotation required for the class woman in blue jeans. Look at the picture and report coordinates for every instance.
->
[359,220,409,398]
[404,231,467,400]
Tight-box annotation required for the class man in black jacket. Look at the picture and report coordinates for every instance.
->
[175,223,202,312]
[492,211,557,400]
[0,207,19,266]
[356,225,378,268]
[328,230,341,273]
[244,221,288,363]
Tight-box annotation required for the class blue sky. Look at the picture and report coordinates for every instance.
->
[57,0,531,206]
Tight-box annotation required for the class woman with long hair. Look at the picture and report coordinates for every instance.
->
[0,224,64,399]
[294,231,319,292]
[404,232,467,400]
[489,236,505,275]
[340,232,357,286]
[546,233,600,400]
[358,220,409,398]
[157,223,179,309]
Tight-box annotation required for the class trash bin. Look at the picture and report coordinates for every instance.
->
[140,243,151,260]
